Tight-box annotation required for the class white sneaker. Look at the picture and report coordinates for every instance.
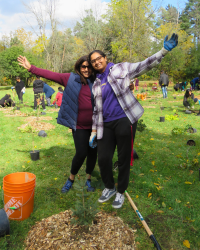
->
[112,192,125,209]
[98,187,117,203]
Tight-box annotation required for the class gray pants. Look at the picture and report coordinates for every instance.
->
[45,96,51,106]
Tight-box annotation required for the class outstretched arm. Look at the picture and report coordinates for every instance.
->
[17,55,70,87]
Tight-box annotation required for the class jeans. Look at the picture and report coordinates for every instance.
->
[161,86,167,98]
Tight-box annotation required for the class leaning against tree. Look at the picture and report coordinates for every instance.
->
[17,55,97,193]
[89,33,178,209]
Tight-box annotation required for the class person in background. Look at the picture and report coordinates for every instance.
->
[190,76,198,90]
[88,33,178,209]
[17,55,97,193]
[174,82,180,91]
[0,94,15,107]
[159,70,169,98]
[43,82,55,106]
[183,89,198,108]
[33,75,46,111]
[135,78,139,91]
[52,87,63,106]
[15,76,25,103]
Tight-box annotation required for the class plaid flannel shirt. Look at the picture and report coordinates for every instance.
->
[92,48,168,139]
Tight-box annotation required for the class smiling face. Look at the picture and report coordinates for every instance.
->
[90,52,107,73]
[80,61,92,78]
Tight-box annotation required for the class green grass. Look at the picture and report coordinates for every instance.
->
[0,86,200,249]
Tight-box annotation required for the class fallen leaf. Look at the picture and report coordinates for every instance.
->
[138,173,144,177]
[185,182,192,185]
[162,202,166,208]
[136,195,139,198]
[157,210,164,213]
[151,161,155,166]
[150,138,154,140]
[150,169,155,172]
[183,240,190,248]
[22,165,25,168]
[154,183,159,186]
[176,199,181,203]
[189,170,193,174]
[148,193,152,198]
[54,178,57,180]
[27,161,30,163]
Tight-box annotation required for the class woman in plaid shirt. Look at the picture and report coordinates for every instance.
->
[89,34,178,208]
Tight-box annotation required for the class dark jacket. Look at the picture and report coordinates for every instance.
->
[57,73,94,130]
[43,83,55,98]
[0,94,14,106]
[183,93,195,107]
[15,80,25,96]
[33,80,44,94]
[159,73,169,87]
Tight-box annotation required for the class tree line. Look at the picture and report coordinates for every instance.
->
[0,0,199,86]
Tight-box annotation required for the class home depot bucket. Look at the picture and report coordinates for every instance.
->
[3,172,36,221]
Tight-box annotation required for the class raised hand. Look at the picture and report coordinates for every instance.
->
[164,33,178,51]
[17,55,31,70]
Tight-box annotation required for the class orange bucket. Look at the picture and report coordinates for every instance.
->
[3,172,36,221]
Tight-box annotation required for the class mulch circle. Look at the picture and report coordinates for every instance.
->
[25,210,136,250]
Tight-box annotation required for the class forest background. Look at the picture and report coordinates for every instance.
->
[0,0,199,86]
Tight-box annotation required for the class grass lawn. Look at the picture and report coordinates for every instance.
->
[0,85,200,250]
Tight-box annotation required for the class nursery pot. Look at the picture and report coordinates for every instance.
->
[41,112,46,115]
[55,104,58,108]
[160,107,164,110]
[16,107,20,110]
[174,97,176,99]
[160,117,165,122]
[187,140,196,146]
[30,150,40,161]
[185,110,192,114]
[0,209,10,237]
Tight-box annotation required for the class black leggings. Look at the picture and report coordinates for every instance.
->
[17,92,23,103]
[97,117,137,194]
[71,129,97,176]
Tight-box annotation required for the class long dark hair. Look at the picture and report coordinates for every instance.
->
[185,89,191,98]
[74,55,92,85]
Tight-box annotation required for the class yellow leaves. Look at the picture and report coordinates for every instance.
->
[54,178,57,181]
[151,161,155,166]
[198,152,200,156]
[138,173,144,177]
[27,161,30,163]
[185,182,192,185]
[154,183,159,186]
[148,193,152,198]
[136,195,139,198]
[156,186,163,191]
[162,202,166,208]
[22,165,25,168]
[0,186,1,190]
[183,240,190,248]
[176,199,181,203]
[150,169,157,172]
[150,138,154,140]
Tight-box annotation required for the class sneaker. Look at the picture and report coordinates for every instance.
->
[61,178,73,193]
[85,179,95,192]
[98,187,117,203]
[112,192,125,209]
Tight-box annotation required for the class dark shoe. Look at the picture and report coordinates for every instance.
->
[61,178,73,193]
[98,187,117,203]
[85,179,95,192]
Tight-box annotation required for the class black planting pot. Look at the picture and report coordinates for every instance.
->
[16,107,20,110]
[174,97,176,99]
[30,150,40,161]
[187,140,196,146]
[160,117,165,122]
[0,209,10,237]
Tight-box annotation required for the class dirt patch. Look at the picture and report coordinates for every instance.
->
[25,210,136,250]
[18,120,55,132]
[25,116,53,122]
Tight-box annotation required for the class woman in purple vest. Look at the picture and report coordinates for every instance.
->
[88,33,178,209]
[17,55,97,193]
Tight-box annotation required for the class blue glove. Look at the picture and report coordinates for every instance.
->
[89,132,97,148]
[164,33,178,51]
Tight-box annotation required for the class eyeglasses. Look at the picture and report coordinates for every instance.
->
[80,65,92,69]
[90,56,103,65]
